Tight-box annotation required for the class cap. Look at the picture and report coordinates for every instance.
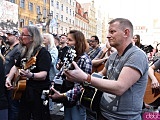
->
[6,29,20,37]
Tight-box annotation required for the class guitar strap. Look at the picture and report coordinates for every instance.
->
[20,46,42,69]
[104,43,134,111]
[32,46,42,58]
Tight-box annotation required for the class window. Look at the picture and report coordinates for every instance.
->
[51,0,54,6]
[70,0,71,4]
[61,4,63,11]
[43,9,47,18]
[69,19,71,24]
[9,0,15,3]
[73,11,74,16]
[37,6,40,14]
[44,0,47,3]
[51,11,54,17]
[61,27,63,34]
[29,2,33,11]
[56,13,58,20]
[66,17,68,22]
[61,15,63,21]
[56,1,59,9]
[20,0,25,8]
[20,19,24,28]
[66,7,68,13]
[72,20,74,25]
[70,9,71,15]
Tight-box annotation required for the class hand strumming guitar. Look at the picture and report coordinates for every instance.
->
[151,78,160,89]
[5,78,13,90]
[19,69,33,78]
[64,61,88,83]
[48,87,66,100]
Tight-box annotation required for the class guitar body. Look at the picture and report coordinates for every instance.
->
[11,55,37,100]
[80,85,103,112]
[92,63,105,73]
[12,80,26,100]
[143,72,160,105]
[80,73,107,112]
[12,70,27,100]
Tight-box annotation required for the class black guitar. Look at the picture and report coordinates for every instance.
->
[80,72,107,112]
[53,46,76,92]
[41,46,76,105]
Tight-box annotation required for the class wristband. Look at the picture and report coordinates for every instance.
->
[30,73,34,79]
[85,74,91,83]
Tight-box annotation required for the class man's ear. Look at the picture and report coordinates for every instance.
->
[124,29,130,37]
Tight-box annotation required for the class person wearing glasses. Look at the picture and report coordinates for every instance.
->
[87,35,101,60]
[5,26,52,120]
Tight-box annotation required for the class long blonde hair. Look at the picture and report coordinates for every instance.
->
[42,33,56,50]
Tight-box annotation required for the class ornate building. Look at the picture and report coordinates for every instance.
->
[75,2,89,38]
[81,0,97,38]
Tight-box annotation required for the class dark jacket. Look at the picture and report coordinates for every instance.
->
[0,57,8,110]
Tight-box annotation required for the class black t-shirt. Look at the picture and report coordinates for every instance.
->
[0,57,8,110]
[58,46,69,62]
[15,47,52,88]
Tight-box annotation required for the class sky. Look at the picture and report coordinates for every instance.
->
[76,0,160,44]
[76,0,160,26]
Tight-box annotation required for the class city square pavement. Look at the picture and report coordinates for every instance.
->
[50,103,64,120]
[50,103,160,120]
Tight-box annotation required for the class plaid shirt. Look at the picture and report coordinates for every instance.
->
[65,53,92,103]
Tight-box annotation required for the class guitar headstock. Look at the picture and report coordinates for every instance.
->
[62,46,76,70]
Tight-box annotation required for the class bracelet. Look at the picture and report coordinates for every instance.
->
[30,73,34,79]
[86,74,91,83]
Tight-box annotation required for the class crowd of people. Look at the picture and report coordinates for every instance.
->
[0,18,160,120]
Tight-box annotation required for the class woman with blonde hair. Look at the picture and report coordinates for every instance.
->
[42,33,59,111]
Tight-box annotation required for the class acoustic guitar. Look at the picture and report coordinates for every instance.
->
[91,47,111,73]
[92,63,105,73]
[12,56,37,100]
[143,72,160,105]
[53,46,76,91]
[80,72,107,112]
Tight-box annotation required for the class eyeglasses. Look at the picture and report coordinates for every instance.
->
[20,33,31,37]
[89,40,97,43]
